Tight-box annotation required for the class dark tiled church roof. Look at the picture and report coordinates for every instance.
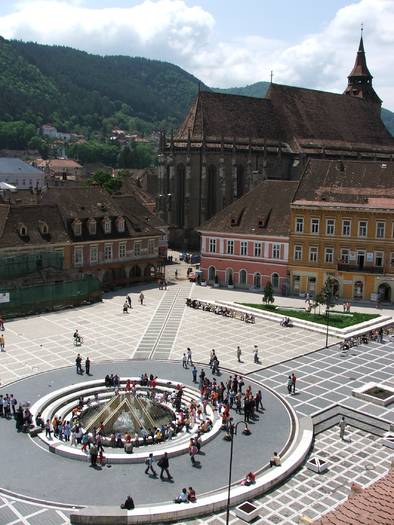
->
[266,84,392,150]
[293,159,394,204]
[198,180,298,236]
[176,91,284,143]
[177,84,394,153]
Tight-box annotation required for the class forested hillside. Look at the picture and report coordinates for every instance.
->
[0,37,203,136]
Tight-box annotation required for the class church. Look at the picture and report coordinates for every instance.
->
[158,35,394,248]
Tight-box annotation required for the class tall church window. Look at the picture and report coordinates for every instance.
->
[207,165,217,218]
[176,164,185,227]
[234,165,245,198]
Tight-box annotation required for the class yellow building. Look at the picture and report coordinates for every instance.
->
[289,159,394,303]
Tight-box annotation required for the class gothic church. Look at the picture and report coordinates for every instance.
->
[158,36,394,248]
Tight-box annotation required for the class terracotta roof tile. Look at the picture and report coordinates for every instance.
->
[313,469,394,525]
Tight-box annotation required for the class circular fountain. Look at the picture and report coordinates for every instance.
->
[80,392,175,440]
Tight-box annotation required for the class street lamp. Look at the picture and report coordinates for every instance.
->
[225,420,250,525]
[325,306,330,348]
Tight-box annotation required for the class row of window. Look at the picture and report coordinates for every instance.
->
[295,217,390,238]
[208,239,282,259]
[294,245,390,266]
[72,217,125,237]
[73,240,156,266]
[207,266,280,289]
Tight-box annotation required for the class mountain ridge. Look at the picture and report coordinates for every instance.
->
[0,37,393,138]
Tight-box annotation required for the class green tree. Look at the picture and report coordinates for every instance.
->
[263,282,275,304]
[28,135,49,158]
[117,145,135,168]
[88,170,122,193]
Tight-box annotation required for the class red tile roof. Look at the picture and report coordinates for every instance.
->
[313,470,394,525]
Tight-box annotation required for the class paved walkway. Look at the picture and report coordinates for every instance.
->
[134,282,193,360]
[0,279,393,524]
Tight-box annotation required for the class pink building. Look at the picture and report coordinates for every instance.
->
[198,180,298,293]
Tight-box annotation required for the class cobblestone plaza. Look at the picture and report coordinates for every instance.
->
[0,277,393,525]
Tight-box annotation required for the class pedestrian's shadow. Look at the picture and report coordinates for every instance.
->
[160,478,174,483]
[89,464,103,471]
[192,461,202,469]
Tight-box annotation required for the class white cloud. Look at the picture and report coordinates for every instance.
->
[1,0,394,109]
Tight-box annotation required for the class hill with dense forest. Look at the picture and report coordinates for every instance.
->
[0,37,393,146]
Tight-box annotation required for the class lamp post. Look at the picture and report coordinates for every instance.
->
[325,306,330,348]
[225,420,249,525]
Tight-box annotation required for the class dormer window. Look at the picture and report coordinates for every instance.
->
[72,219,82,237]
[117,216,125,233]
[88,219,97,236]
[18,224,28,237]
[103,217,111,234]
[38,220,49,235]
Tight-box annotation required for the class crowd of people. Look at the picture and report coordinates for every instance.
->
[0,393,35,433]
[186,299,255,324]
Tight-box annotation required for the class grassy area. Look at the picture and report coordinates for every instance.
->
[240,303,379,328]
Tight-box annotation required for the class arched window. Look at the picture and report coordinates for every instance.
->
[208,266,216,282]
[207,165,217,218]
[225,268,233,285]
[239,269,247,286]
[176,164,185,227]
[271,273,279,289]
[88,219,96,236]
[235,165,245,198]
[354,280,363,299]
[254,273,261,289]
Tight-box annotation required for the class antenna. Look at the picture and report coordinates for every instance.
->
[270,70,274,84]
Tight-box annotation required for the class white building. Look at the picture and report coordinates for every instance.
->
[0,158,45,189]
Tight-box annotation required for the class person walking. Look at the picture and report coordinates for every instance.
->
[175,269,178,279]
[0,315,4,331]
[236,346,242,363]
[189,439,198,466]
[339,416,347,440]
[182,353,188,369]
[158,452,172,480]
[127,295,132,308]
[75,354,83,375]
[287,376,292,395]
[90,443,98,466]
[145,452,157,476]
[378,327,384,343]
[85,357,91,376]
[139,292,144,305]
[253,345,259,364]
[0,333,5,351]
[186,347,193,366]
[191,365,197,383]
[291,373,297,394]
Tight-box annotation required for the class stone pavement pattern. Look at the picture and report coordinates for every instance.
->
[0,279,393,524]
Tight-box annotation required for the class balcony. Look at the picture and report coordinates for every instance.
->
[337,263,384,274]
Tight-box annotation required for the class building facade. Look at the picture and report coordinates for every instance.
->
[158,36,394,248]
[288,159,394,302]
[0,186,164,291]
[0,158,45,189]
[199,180,297,292]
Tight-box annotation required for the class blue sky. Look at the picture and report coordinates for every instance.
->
[0,0,393,109]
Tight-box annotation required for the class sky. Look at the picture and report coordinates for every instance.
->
[0,0,393,110]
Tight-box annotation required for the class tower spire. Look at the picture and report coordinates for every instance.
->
[344,29,381,105]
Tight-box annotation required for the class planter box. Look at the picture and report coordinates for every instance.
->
[200,282,207,287]
[228,285,234,289]
[383,432,394,449]
[213,283,220,288]
[234,501,262,523]
[306,457,328,474]
[353,382,394,407]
